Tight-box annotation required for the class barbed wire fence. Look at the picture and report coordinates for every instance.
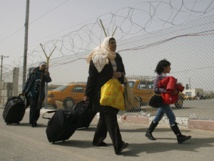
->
[2,0,214,120]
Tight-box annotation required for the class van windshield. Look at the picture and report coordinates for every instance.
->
[53,85,68,91]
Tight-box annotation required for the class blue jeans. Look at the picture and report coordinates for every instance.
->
[153,104,176,126]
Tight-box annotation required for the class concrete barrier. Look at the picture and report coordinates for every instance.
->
[188,119,214,131]
[119,113,214,131]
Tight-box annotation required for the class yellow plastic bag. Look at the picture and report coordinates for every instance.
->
[100,79,125,110]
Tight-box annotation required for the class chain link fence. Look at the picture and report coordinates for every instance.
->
[118,14,214,120]
[2,1,214,120]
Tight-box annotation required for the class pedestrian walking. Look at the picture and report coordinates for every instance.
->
[84,36,129,154]
[145,59,191,144]
[22,62,52,127]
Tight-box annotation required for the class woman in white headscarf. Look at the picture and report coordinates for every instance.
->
[84,36,129,155]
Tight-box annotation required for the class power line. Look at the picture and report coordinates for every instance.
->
[29,0,69,24]
[0,0,70,42]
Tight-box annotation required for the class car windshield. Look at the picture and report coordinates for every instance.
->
[147,81,154,89]
[52,85,68,91]
[128,81,135,88]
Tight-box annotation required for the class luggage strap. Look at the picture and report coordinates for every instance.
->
[42,110,57,120]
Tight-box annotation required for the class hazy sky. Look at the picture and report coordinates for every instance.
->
[0,0,141,65]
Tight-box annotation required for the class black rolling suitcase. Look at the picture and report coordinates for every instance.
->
[42,108,78,143]
[75,100,97,129]
[3,95,26,125]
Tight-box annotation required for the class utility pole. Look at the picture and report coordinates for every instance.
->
[22,0,30,88]
[0,55,9,81]
[189,78,191,90]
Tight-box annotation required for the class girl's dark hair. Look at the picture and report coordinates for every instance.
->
[155,59,171,75]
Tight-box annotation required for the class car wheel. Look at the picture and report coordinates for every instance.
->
[63,97,74,108]
[174,96,183,109]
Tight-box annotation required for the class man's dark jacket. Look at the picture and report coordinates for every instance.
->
[22,67,52,109]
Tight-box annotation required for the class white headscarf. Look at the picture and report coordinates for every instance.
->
[86,36,116,72]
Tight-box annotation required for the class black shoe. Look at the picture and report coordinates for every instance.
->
[177,135,191,144]
[115,143,129,155]
[145,132,156,140]
[99,142,108,146]
[31,122,38,127]
[98,142,108,146]
[93,142,108,147]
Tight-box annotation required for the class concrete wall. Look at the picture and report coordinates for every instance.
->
[0,67,19,106]
[0,81,12,105]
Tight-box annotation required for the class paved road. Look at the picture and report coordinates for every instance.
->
[139,99,214,120]
[0,109,214,161]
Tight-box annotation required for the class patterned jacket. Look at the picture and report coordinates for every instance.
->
[22,67,52,109]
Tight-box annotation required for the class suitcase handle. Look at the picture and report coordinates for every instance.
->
[42,110,57,120]
[18,94,25,100]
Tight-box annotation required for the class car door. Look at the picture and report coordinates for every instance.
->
[136,81,154,103]
[70,85,85,104]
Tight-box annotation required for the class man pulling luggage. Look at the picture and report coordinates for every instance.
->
[22,62,52,127]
